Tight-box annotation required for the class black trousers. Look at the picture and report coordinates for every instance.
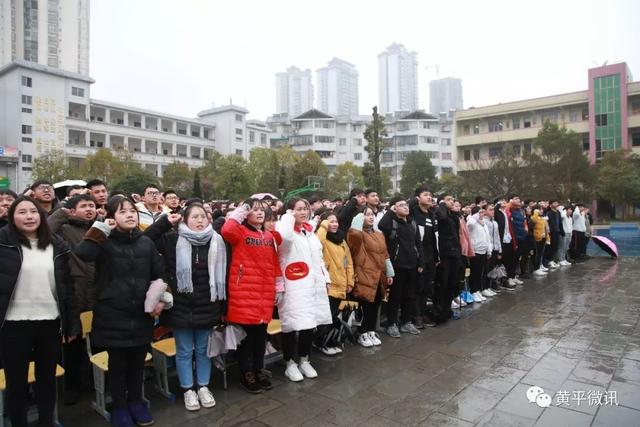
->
[62,337,87,391]
[502,242,517,279]
[545,232,559,263]
[435,256,460,320]
[107,345,148,410]
[358,295,381,333]
[573,231,587,257]
[282,329,314,362]
[386,267,417,325]
[237,324,268,373]
[469,253,488,293]
[517,239,530,276]
[0,319,61,427]
[415,260,436,317]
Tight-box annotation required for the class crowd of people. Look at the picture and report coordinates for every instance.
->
[0,179,595,427]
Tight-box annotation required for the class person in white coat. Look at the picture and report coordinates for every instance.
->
[275,198,332,382]
[558,206,573,265]
[467,206,493,302]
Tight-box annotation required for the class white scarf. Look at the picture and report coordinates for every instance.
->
[175,223,227,302]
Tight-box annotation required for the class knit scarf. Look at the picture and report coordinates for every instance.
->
[326,228,346,245]
[175,223,227,301]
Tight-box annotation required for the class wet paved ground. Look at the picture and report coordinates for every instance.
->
[62,257,640,426]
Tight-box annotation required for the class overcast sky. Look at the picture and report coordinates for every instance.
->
[90,0,640,121]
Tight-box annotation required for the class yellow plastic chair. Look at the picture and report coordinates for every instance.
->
[81,311,152,421]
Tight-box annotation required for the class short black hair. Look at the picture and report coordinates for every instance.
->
[142,184,160,195]
[66,194,95,209]
[106,196,138,219]
[30,180,53,191]
[348,188,364,198]
[86,179,106,190]
[308,195,320,205]
[507,193,519,201]
[163,189,178,198]
[437,192,452,201]
[388,196,406,207]
[0,189,18,199]
[549,199,558,204]
[364,188,377,196]
[414,186,431,197]
[66,184,85,196]
[474,196,485,205]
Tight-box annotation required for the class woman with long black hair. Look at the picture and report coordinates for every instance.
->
[0,196,80,427]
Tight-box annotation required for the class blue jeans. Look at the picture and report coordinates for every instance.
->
[173,328,211,389]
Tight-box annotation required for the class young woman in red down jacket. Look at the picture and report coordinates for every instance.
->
[221,199,282,394]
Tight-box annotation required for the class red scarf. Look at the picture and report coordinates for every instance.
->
[294,222,313,233]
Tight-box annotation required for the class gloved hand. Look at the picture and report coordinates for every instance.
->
[350,213,365,231]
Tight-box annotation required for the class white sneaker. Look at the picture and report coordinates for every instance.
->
[472,291,484,303]
[559,260,571,266]
[197,386,216,408]
[357,333,374,348]
[482,289,495,297]
[284,361,304,382]
[459,298,467,307]
[508,278,518,286]
[321,346,337,356]
[368,331,382,346]
[451,300,460,309]
[513,278,524,285]
[183,389,201,411]
[332,346,343,354]
[533,269,548,276]
[540,265,549,272]
[298,357,318,379]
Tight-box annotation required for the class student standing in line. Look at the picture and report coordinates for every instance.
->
[0,196,80,427]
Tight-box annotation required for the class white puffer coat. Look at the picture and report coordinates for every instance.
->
[275,213,332,333]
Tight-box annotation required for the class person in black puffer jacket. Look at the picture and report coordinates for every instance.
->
[433,194,461,323]
[75,196,164,427]
[144,203,226,412]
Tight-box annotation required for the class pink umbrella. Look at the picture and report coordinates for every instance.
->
[591,235,618,258]
[251,193,278,200]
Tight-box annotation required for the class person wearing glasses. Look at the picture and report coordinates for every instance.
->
[24,180,59,215]
[163,190,181,214]
[135,184,170,231]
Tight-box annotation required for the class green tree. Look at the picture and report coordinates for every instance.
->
[529,121,595,201]
[290,150,329,191]
[199,152,224,199]
[597,150,640,219]
[363,106,389,192]
[217,155,252,201]
[192,169,202,198]
[79,148,125,185]
[111,167,158,196]
[399,151,438,197]
[248,147,281,195]
[161,161,193,197]
[363,163,392,196]
[32,150,76,183]
[326,162,364,198]
[437,173,466,200]
[274,146,300,196]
